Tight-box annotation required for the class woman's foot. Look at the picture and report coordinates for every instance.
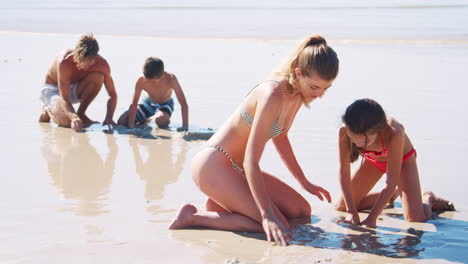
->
[424,191,455,211]
[168,204,198,229]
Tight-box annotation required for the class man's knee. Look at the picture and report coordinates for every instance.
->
[48,101,70,127]
[77,72,104,100]
[81,72,104,92]
[86,72,105,84]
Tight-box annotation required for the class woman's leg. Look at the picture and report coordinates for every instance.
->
[336,159,384,212]
[169,148,310,231]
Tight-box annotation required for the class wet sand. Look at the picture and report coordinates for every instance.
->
[1,31,468,263]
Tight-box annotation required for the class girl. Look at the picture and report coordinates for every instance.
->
[169,35,339,246]
[336,99,455,228]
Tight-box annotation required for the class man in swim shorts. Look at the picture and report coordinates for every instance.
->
[117,57,189,131]
[39,34,118,132]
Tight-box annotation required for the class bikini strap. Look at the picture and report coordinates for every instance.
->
[265,80,285,118]
[380,133,385,149]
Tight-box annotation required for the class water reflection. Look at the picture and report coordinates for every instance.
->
[129,136,188,213]
[290,218,425,258]
[40,126,117,216]
[173,214,468,263]
[289,215,468,262]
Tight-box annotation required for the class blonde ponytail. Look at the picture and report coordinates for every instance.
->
[274,35,338,90]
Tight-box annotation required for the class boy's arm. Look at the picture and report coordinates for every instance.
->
[127,77,144,129]
[171,75,189,131]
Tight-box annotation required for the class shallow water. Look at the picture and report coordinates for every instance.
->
[2,0,468,40]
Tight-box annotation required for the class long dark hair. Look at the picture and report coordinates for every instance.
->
[342,99,387,162]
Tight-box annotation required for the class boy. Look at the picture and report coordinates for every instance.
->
[118,57,188,131]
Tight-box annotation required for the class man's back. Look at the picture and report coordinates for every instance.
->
[44,49,109,85]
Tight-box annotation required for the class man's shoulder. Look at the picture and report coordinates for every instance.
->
[89,55,110,74]
[57,50,74,63]
[56,51,76,72]
[95,55,110,68]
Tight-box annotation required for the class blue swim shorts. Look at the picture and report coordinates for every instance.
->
[135,97,174,123]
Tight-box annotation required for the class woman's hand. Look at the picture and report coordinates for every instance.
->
[301,180,332,203]
[262,213,291,246]
[360,216,377,228]
[344,211,361,225]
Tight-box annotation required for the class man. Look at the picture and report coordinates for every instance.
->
[39,34,117,132]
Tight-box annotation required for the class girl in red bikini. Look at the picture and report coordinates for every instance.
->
[336,98,454,228]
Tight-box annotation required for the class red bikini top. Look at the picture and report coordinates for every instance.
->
[362,135,388,158]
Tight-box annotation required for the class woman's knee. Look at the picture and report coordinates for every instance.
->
[287,198,311,219]
[299,202,312,218]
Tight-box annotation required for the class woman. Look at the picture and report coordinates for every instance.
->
[169,35,339,246]
[336,98,455,228]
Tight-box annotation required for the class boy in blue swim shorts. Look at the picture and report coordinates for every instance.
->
[117,57,189,131]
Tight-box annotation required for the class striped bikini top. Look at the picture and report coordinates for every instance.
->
[240,80,285,139]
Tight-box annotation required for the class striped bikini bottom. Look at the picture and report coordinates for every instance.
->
[205,145,244,173]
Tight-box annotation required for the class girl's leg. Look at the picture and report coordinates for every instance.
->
[398,155,429,222]
[358,188,400,209]
[169,148,310,231]
[336,159,384,212]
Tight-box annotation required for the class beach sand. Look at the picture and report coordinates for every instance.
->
[1,31,468,263]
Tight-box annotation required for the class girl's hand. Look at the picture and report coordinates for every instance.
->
[344,212,361,225]
[360,216,377,228]
[262,214,291,246]
[301,180,332,203]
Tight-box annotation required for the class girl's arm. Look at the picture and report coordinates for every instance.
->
[338,126,360,224]
[243,84,289,245]
[273,133,331,202]
[362,126,405,227]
